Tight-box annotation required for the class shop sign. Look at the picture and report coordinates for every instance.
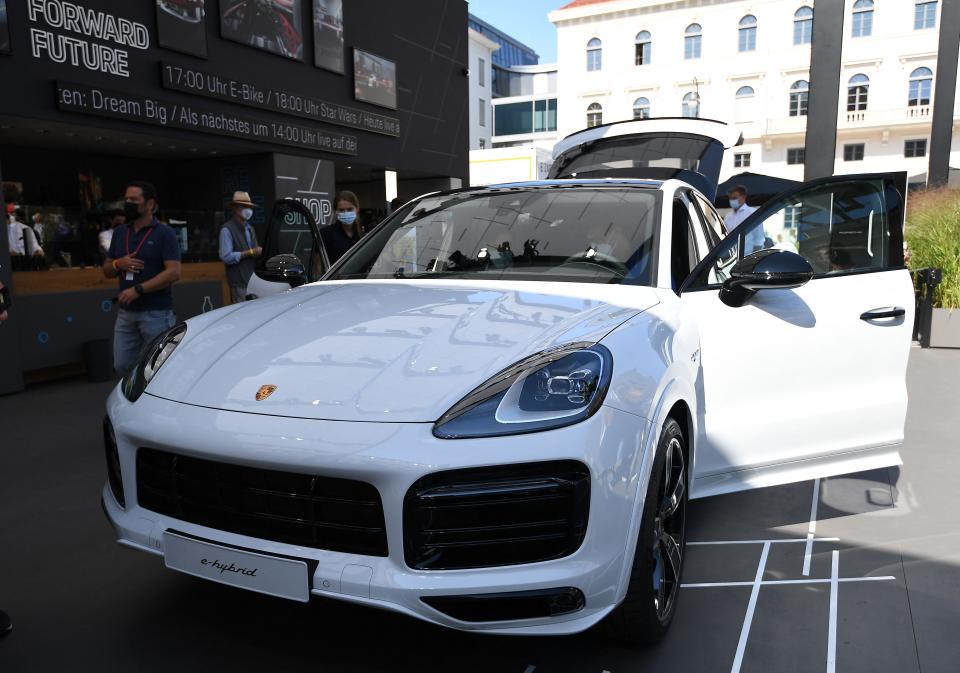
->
[161,62,400,138]
[57,81,359,156]
[27,0,149,78]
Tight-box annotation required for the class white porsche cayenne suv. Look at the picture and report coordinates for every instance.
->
[102,119,913,643]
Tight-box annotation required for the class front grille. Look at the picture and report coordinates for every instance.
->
[404,461,590,570]
[136,448,387,556]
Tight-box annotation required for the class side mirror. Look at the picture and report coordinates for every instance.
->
[719,249,814,307]
[263,254,308,288]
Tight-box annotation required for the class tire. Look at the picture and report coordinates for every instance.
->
[606,417,688,646]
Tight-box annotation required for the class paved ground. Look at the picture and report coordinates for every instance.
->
[0,346,957,672]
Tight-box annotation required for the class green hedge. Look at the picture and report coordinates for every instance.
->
[905,188,960,309]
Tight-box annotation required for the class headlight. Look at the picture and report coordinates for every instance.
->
[122,323,187,402]
[434,343,612,439]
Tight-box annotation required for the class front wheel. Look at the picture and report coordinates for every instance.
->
[606,417,688,645]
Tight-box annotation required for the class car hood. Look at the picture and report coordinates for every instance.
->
[147,280,658,422]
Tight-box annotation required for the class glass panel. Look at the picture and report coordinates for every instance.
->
[534,99,547,132]
[494,102,534,136]
[330,189,661,286]
[547,99,557,131]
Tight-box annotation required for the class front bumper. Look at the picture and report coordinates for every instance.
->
[103,386,653,635]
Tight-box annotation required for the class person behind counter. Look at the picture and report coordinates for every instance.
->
[320,190,363,263]
[102,181,181,376]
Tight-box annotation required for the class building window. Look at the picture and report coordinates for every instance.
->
[905,139,927,157]
[736,85,755,98]
[534,98,557,132]
[493,99,556,136]
[787,148,806,165]
[738,15,757,52]
[915,1,937,30]
[789,80,809,116]
[843,143,865,161]
[586,102,603,128]
[847,74,869,111]
[635,31,652,65]
[734,152,751,168]
[478,58,485,87]
[682,91,700,118]
[479,98,486,127]
[586,38,602,71]
[684,24,702,59]
[479,138,486,149]
[633,97,651,120]
[852,0,874,37]
[794,6,813,45]
[909,67,933,106]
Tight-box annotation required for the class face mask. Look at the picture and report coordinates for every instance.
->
[124,201,142,221]
[240,208,254,221]
[729,199,741,211]
[337,211,357,225]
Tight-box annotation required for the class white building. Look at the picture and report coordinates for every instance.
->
[468,27,499,152]
[548,0,960,185]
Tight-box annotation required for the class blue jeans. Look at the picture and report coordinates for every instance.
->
[113,309,176,376]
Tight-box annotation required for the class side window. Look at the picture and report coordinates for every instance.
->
[261,200,327,282]
[670,197,699,291]
[691,191,725,249]
[690,177,898,288]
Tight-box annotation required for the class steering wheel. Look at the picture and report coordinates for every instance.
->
[559,251,630,278]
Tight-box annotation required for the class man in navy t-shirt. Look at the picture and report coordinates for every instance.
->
[102,181,181,375]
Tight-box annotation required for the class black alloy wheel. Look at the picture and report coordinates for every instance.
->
[605,417,688,645]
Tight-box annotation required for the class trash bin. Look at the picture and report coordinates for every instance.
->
[84,338,114,382]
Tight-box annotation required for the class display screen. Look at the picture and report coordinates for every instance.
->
[313,0,343,73]
[220,0,304,61]
[156,0,208,58]
[353,49,397,110]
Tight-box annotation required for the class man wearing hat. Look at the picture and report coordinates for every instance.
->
[219,191,262,303]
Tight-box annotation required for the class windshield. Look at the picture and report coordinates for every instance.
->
[329,187,660,285]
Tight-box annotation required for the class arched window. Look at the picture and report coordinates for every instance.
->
[735,86,756,123]
[684,23,702,60]
[847,74,869,112]
[682,91,700,118]
[586,102,603,128]
[909,67,933,106]
[914,1,938,30]
[738,15,757,52]
[794,6,813,45]
[633,97,651,120]
[635,31,652,65]
[586,38,602,71]
[852,0,874,37]
[789,80,809,116]
[736,85,755,98]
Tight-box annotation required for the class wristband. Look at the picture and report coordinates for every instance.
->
[134,284,145,296]
[112,259,119,271]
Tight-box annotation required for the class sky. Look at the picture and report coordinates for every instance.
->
[467,0,562,63]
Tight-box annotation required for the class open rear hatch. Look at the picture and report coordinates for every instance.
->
[548,118,743,200]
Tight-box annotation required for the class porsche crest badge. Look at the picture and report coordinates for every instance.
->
[255,385,278,401]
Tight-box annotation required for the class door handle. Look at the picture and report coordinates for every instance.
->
[860,307,905,321]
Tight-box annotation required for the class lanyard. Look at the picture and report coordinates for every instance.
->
[125,223,155,257]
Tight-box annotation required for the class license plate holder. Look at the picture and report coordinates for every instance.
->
[163,531,310,602]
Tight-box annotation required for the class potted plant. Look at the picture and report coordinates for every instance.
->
[905,188,960,348]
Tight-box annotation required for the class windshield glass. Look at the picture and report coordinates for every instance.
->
[330,187,660,285]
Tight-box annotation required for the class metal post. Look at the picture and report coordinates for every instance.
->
[928,0,960,188]
[803,0,845,182]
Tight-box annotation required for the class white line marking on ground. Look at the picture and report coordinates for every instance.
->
[731,541,770,673]
[827,550,839,673]
[682,576,895,589]
[803,478,822,576]
[688,537,839,546]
